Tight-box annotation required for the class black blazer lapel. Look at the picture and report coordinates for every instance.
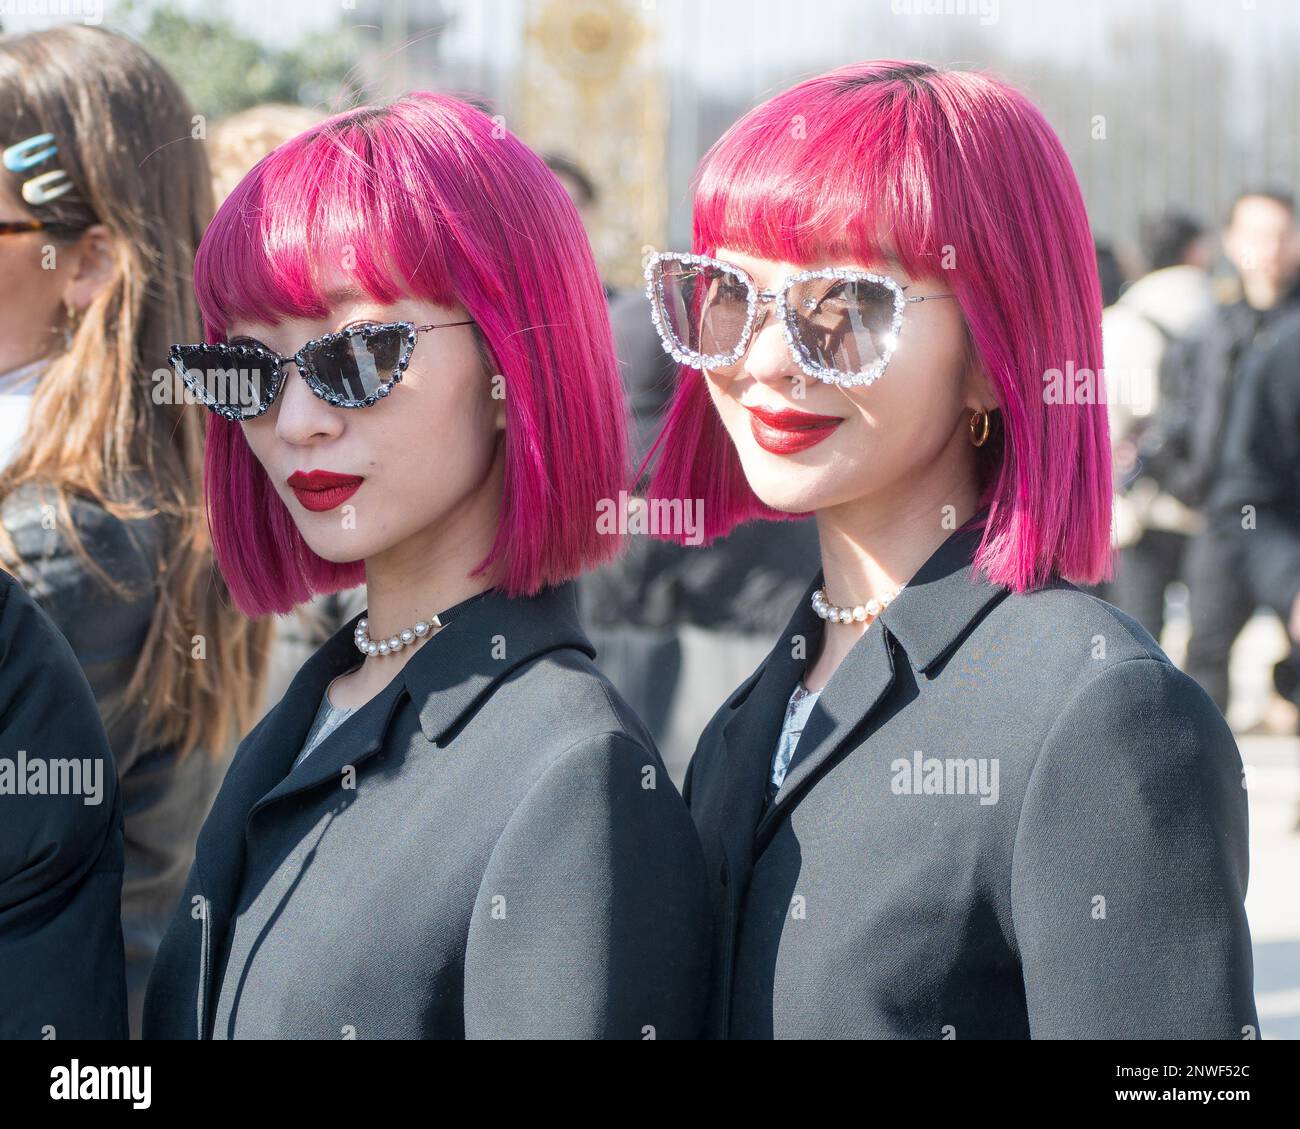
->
[753,619,895,851]
[709,577,821,889]
[189,608,370,1036]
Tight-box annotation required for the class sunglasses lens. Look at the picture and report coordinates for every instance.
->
[173,345,277,418]
[787,277,899,377]
[303,326,406,403]
[652,260,751,362]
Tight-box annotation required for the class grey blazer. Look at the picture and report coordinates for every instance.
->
[684,513,1259,1039]
[142,582,711,1040]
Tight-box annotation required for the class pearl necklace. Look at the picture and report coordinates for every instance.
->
[811,583,905,625]
[354,614,442,657]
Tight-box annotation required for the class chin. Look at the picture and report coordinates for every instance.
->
[295,531,374,565]
[742,468,838,516]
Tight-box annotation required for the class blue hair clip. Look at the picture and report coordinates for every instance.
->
[3,132,58,172]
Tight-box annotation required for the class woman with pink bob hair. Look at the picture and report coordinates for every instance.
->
[646,61,1257,1038]
[143,92,710,1039]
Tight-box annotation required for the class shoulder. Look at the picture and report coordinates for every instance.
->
[983,578,1166,666]
[993,582,1241,786]
[0,564,102,683]
[483,723,699,885]
[488,644,659,767]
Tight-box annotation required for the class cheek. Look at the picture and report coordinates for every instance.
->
[370,362,499,492]
[0,250,59,318]
[238,416,276,470]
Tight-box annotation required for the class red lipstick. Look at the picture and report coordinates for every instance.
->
[744,403,844,455]
[287,469,364,512]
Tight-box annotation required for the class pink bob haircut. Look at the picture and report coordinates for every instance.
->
[194,92,627,616]
[644,60,1114,592]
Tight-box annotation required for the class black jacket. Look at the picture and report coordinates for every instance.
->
[1151,279,1300,508]
[1205,306,1300,618]
[684,516,1258,1039]
[143,581,711,1039]
[1,480,224,1038]
[0,566,127,1038]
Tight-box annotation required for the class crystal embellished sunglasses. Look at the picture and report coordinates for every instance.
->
[168,319,474,421]
[644,251,956,387]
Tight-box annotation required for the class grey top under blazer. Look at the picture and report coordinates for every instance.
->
[142,582,711,1040]
[684,511,1259,1039]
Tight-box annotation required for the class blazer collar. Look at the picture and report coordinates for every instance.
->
[874,506,1008,674]
[210,579,594,821]
[248,580,595,808]
[400,580,596,743]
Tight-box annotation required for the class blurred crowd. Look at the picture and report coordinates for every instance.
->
[1095,194,1300,741]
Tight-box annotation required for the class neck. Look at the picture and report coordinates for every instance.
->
[815,441,981,631]
[350,452,504,683]
[1242,275,1284,310]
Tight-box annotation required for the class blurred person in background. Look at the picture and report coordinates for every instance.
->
[1152,189,1300,724]
[1102,211,1215,641]
[0,25,272,1037]
[209,103,329,208]
[1094,238,1128,309]
[1202,307,1300,746]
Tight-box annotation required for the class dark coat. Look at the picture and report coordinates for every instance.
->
[143,581,711,1040]
[1151,278,1300,509]
[0,480,226,1038]
[0,566,127,1039]
[1205,306,1300,619]
[684,515,1259,1039]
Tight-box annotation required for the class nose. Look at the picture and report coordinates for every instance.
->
[739,294,803,388]
[272,363,345,445]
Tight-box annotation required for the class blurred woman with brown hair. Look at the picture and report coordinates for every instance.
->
[0,24,272,1036]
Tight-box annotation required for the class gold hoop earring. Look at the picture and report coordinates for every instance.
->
[970,409,990,448]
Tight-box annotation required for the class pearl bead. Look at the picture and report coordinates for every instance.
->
[811,583,905,625]
[354,614,442,656]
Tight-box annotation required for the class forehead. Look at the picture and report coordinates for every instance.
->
[712,244,908,284]
[1231,197,1295,231]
